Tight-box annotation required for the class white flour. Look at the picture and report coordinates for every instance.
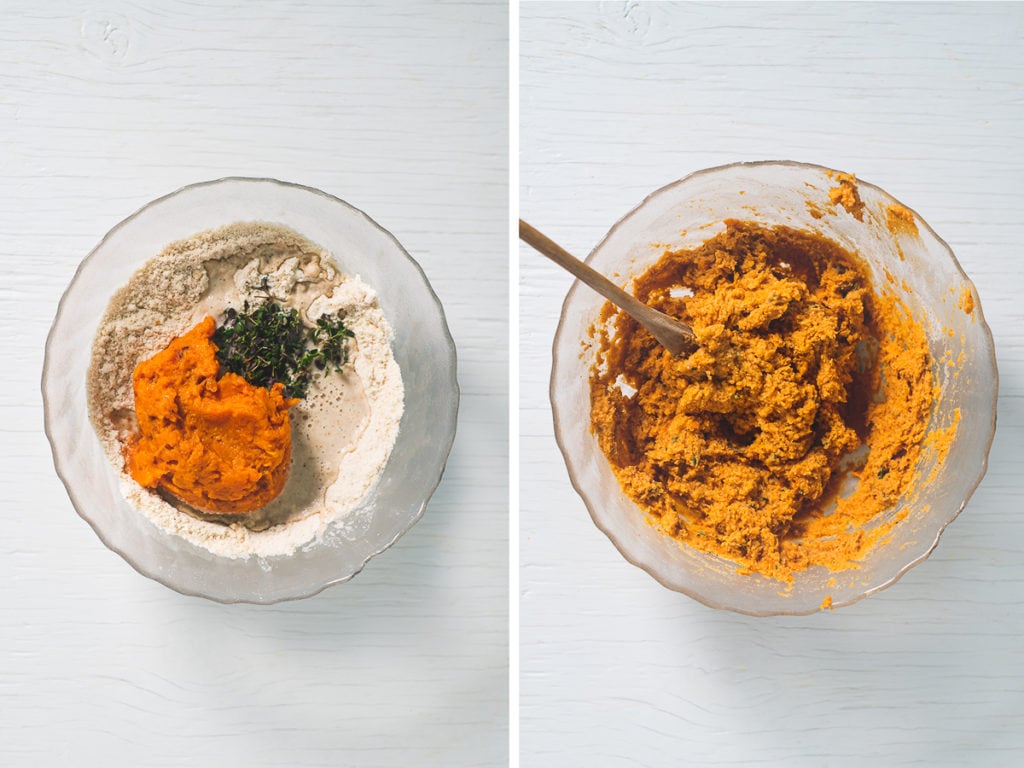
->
[87,222,404,558]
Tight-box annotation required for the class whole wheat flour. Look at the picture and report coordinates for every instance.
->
[87,222,404,558]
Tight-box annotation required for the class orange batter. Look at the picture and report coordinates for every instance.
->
[828,172,865,221]
[589,221,934,581]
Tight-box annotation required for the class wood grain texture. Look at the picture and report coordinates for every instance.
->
[520,2,1024,766]
[0,1,507,766]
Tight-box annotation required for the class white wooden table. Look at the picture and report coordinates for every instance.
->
[520,3,1024,766]
[0,2,507,766]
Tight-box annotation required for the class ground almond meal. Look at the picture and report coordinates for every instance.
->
[589,220,934,582]
[88,222,404,558]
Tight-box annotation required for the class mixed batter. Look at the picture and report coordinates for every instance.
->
[589,221,934,581]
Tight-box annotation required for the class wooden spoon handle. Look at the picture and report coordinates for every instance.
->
[519,219,697,356]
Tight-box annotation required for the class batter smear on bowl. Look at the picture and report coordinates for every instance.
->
[589,221,934,581]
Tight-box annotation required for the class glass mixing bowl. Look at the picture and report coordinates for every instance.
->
[550,161,997,615]
[43,178,459,603]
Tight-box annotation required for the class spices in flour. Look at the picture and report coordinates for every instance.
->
[213,299,354,400]
[589,220,936,581]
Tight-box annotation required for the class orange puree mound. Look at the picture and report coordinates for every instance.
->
[126,316,297,515]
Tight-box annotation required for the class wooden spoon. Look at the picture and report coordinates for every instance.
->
[519,219,698,356]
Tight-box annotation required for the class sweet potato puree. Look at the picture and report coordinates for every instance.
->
[590,221,934,581]
[126,317,296,514]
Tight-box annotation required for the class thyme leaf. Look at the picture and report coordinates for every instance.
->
[212,302,354,399]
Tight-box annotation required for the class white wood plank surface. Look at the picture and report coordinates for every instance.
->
[520,3,1024,766]
[0,2,507,766]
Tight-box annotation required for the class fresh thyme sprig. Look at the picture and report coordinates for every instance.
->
[212,302,354,399]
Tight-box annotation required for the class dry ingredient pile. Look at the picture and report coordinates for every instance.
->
[589,221,934,581]
[88,222,404,558]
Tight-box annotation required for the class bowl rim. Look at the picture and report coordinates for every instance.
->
[42,175,460,604]
[548,159,999,616]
